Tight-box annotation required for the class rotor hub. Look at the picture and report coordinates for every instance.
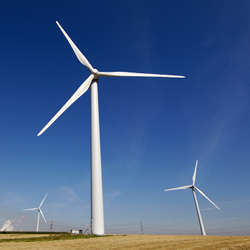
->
[92,68,99,80]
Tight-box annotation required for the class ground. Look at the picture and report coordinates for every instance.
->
[0,234,250,249]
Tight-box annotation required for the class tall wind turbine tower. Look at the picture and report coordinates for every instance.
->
[37,21,186,235]
[164,161,220,235]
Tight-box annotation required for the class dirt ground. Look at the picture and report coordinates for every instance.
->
[1,234,250,249]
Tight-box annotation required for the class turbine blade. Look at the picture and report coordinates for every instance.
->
[37,74,94,136]
[24,208,37,211]
[98,71,186,78]
[192,160,198,185]
[39,193,48,208]
[195,187,220,210]
[164,185,191,192]
[56,21,93,72]
[40,209,47,224]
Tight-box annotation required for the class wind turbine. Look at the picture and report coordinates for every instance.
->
[24,193,48,232]
[164,160,220,236]
[37,21,186,235]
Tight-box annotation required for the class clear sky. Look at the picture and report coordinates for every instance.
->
[0,0,250,234]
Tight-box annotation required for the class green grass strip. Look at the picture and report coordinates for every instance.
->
[0,234,110,243]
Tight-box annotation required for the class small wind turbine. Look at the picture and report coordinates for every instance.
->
[37,21,186,235]
[24,193,48,232]
[164,160,220,236]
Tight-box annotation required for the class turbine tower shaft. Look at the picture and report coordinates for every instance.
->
[90,80,104,235]
[192,188,206,236]
[36,211,40,232]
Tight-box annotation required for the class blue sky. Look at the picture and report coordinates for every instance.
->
[0,0,250,234]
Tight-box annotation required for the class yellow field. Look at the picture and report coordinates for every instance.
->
[1,234,250,249]
[0,233,50,239]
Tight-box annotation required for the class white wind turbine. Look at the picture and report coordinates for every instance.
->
[164,160,220,236]
[37,21,186,235]
[24,193,48,232]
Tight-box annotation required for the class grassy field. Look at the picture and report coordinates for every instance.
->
[0,233,51,240]
[0,234,250,249]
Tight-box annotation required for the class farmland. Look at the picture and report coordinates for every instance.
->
[0,234,250,249]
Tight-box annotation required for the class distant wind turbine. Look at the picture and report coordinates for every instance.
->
[37,21,186,235]
[24,193,48,232]
[164,160,220,236]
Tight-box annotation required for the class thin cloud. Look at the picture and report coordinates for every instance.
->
[106,191,121,199]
